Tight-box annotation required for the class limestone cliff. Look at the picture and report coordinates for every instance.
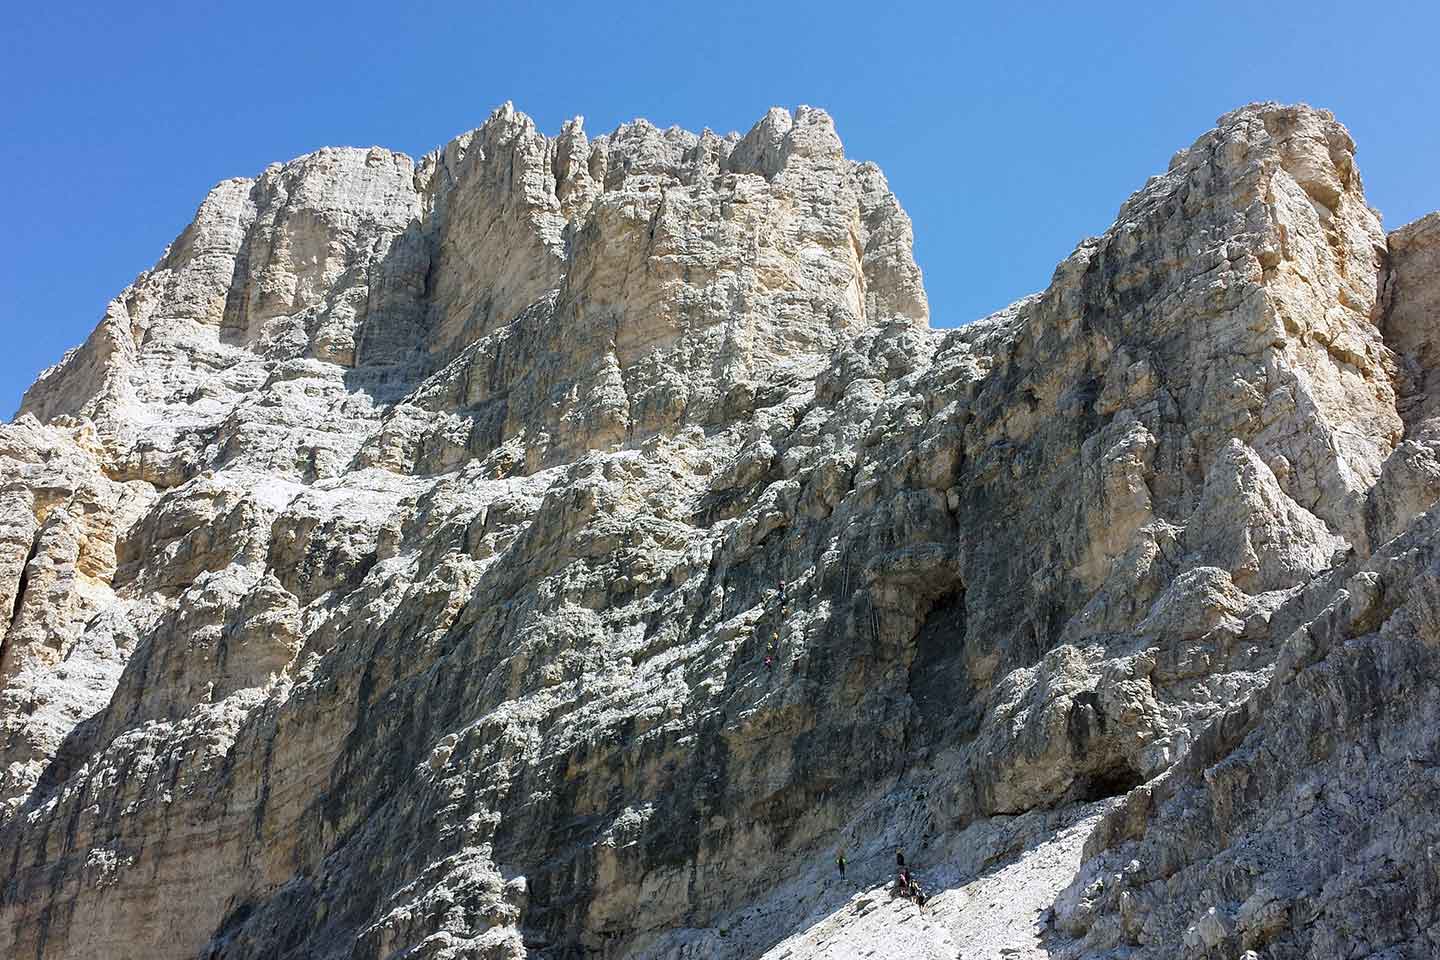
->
[1,101,1437,960]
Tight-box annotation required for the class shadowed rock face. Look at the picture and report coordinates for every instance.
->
[0,101,1436,960]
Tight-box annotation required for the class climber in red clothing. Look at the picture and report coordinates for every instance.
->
[894,868,911,899]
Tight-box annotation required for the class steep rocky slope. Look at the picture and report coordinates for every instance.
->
[1,101,1437,959]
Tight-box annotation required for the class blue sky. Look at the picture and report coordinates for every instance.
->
[4,1,1437,418]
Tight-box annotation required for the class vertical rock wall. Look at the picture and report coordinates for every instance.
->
[0,101,1437,960]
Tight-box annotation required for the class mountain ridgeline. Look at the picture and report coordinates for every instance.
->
[2,102,1439,959]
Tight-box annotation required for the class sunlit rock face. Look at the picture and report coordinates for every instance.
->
[1,101,1437,960]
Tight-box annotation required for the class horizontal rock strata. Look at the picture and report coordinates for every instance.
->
[1,101,1437,960]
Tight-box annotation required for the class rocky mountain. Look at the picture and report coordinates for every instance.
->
[1,100,1437,959]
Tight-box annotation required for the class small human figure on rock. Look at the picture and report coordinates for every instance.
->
[835,849,846,879]
[895,868,911,899]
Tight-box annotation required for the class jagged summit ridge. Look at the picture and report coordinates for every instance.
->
[22,102,927,486]
[1,101,1439,960]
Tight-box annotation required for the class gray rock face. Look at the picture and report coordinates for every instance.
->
[0,101,1436,960]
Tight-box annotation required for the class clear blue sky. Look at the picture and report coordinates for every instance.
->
[4,1,1438,418]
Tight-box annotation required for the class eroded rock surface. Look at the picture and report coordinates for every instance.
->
[1,101,1437,960]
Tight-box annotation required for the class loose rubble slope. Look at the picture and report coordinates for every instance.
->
[2,101,1438,959]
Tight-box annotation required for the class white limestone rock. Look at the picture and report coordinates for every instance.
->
[0,101,1437,960]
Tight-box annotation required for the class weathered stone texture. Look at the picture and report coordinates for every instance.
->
[1,101,1437,960]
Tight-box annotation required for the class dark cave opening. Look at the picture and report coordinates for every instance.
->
[1071,761,1145,803]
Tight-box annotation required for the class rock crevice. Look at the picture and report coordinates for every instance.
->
[1,101,1438,960]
